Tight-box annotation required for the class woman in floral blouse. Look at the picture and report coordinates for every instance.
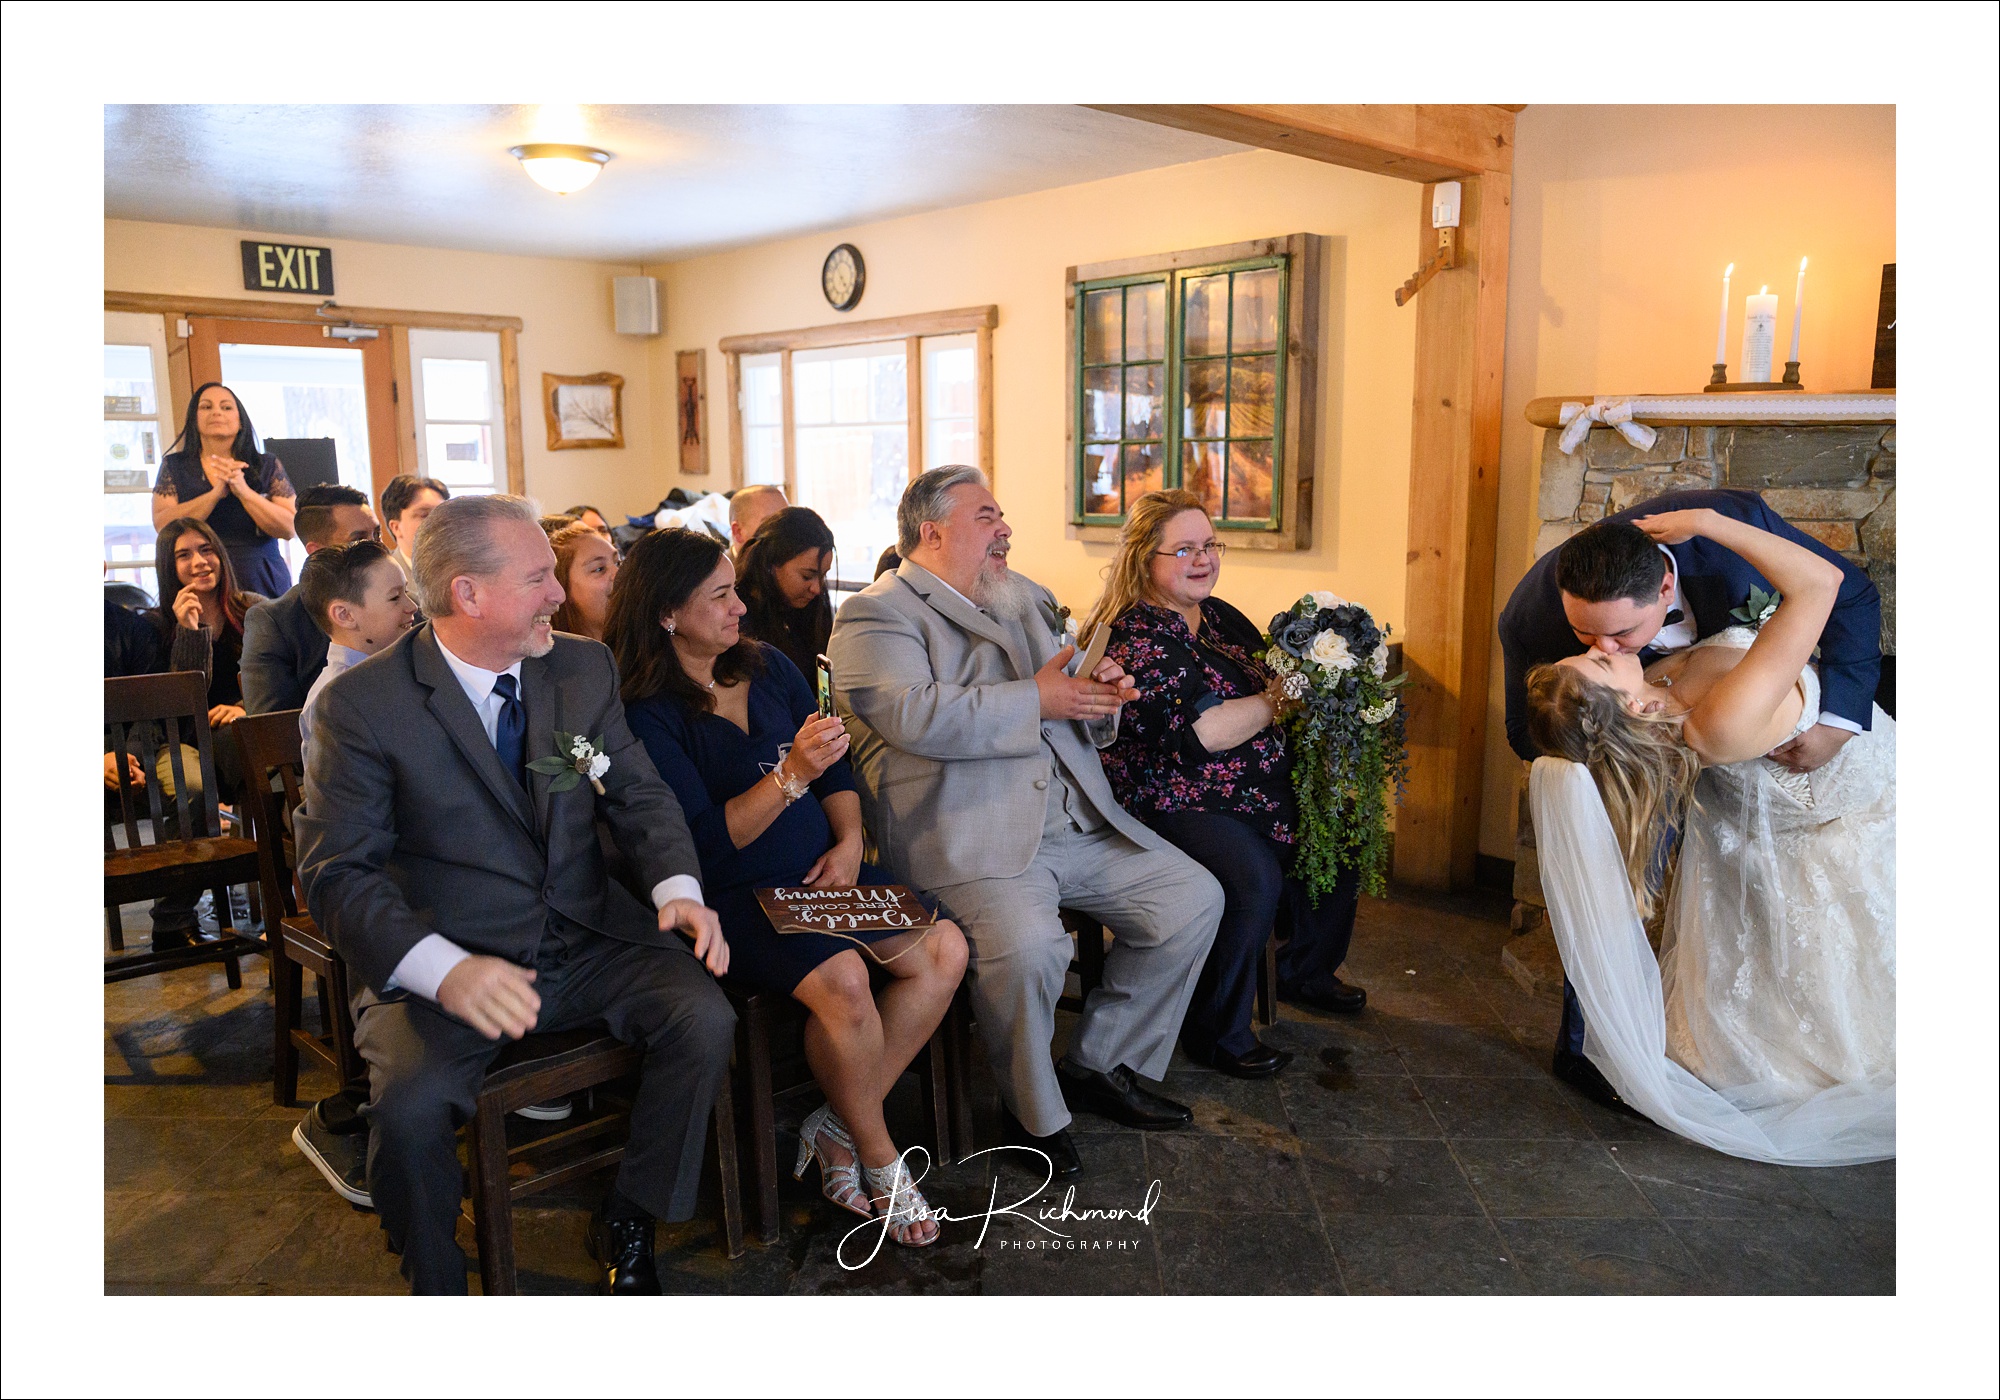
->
[1086,491,1366,1079]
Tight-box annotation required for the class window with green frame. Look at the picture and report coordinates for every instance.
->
[1074,253,1289,529]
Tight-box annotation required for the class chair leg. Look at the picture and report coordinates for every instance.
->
[740,1004,780,1245]
[213,886,244,991]
[946,989,976,1162]
[710,1071,745,1259]
[315,973,335,1039]
[272,940,301,1107]
[1256,932,1279,1028]
[1077,913,1106,999]
[106,904,126,953]
[468,1099,518,1295]
[919,1027,954,1168]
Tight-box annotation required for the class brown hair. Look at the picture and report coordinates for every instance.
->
[602,527,762,714]
[550,520,609,636]
[152,516,253,633]
[1080,488,1210,645]
[1524,662,1701,919]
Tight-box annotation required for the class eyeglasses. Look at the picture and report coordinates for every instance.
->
[1153,541,1227,561]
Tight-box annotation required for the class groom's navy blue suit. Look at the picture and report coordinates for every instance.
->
[1497,487,1883,1055]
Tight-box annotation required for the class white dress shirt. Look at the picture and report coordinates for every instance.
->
[384,636,702,1002]
[299,641,369,760]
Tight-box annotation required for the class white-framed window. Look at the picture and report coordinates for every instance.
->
[791,342,910,579]
[920,332,978,472]
[103,311,175,595]
[739,351,783,487]
[409,328,506,496]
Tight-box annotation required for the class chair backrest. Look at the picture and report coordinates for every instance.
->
[105,671,222,854]
[232,709,307,921]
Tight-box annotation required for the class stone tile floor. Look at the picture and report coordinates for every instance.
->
[104,884,1894,1294]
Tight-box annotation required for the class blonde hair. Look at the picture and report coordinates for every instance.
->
[1524,663,1700,920]
[1080,489,1210,646]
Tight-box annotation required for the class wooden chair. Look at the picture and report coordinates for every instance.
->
[1061,908,1279,1027]
[233,709,365,1106]
[105,672,264,987]
[465,1030,745,1294]
[724,980,970,1246]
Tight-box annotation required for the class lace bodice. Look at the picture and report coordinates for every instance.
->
[1688,625,1820,806]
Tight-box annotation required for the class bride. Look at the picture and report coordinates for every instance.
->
[1523,506,1894,1165]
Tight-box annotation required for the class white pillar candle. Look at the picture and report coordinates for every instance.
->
[1715,263,1734,365]
[1741,286,1778,383]
[1788,257,1808,362]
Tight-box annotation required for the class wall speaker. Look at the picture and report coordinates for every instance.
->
[613,276,662,336]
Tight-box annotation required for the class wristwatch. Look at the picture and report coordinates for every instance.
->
[771,761,809,805]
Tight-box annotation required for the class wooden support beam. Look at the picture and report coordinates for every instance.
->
[1395,174,1510,890]
[1088,104,1517,182]
[105,291,522,334]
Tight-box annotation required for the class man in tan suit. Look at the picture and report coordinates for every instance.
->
[829,467,1222,1176]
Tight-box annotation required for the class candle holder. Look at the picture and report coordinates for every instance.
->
[1781,360,1803,387]
[1704,362,1805,393]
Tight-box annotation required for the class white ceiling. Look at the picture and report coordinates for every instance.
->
[103,105,1247,264]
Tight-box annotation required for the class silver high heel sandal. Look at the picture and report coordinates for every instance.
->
[862,1155,939,1248]
[794,1104,872,1221]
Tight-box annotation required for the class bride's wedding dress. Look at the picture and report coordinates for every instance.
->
[1532,627,1896,1165]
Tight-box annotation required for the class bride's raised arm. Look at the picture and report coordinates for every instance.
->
[1633,507,1844,765]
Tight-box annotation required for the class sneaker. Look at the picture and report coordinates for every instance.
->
[292,1103,373,1208]
[512,1097,573,1122]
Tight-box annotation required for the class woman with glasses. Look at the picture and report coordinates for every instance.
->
[1081,490,1367,1079]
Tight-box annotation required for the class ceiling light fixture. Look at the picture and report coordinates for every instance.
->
[508,142,611,195]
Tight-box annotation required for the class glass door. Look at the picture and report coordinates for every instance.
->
[103,311,176,595]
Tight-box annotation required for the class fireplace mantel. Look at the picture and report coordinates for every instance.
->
[1525,390,1894,429]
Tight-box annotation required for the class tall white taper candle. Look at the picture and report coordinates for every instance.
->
[1715,263,1734,365]
[1788,257,1808,362]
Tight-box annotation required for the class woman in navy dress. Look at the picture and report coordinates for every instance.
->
[608,527,966,1248]
[152,382,298,597]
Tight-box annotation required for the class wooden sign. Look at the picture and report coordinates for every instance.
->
[676,349,710,475]
[240,240,335,295]
[755,886,933,935]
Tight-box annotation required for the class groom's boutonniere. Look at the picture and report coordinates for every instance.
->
[529,731,610,794]
[1730,585,1782,628]
[1042,600,1079,648]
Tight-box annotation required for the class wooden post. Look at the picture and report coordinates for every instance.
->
[389,326,420,478]
[1395,173,1510,889]
[498,328,525,496]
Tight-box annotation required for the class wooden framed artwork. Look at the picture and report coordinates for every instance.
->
[675,349,710,475]
[543,371,625,450]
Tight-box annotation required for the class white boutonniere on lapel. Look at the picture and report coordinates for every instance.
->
[529,731,610,794]
[1040,599,1079,649]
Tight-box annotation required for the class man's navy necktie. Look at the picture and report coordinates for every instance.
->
[493,672,527,789]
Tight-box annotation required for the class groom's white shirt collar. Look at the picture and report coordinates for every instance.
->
[1653,546,1697,653]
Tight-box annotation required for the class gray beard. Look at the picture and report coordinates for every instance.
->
[968,563,1032,617]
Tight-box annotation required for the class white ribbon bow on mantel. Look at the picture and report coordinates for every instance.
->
[1558,398,1659,455]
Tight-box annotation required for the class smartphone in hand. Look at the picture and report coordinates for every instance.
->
[815,654,836,717]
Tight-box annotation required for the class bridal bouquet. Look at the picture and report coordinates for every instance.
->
[1265,592,1409,900]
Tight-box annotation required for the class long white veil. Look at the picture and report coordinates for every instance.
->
[1530,758,1894,1166]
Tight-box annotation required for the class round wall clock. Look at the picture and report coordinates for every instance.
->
[821,243,865,312]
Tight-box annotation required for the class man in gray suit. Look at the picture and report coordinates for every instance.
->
[829,467,1223,1177]
[296,494,736,1294]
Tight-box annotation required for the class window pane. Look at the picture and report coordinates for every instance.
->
[1123,363,1164,440]
[1083,366,1120,441]
[869,352,907,422]
[1184,360,1228,439]
[420,358,492,421]
[1121,442,1164,506]
[1125,281,1166,362]
[922,338,976,418]
[744,425,784,486]
[1231,267,1281,354]
[1084,288,1121,364]
[794,423,906,575]
[929,417,976,470]
[1183,442,1225,517]
[830,356,870,422]
[742,353,783,427]
[1226,440,1274,521]
[424,424,494,485]
[218,343,372,492]
[104,420,159,482]
[1082,444,1119,515]
[1229,356,1278,439]
[1183,274,1229,357]
[105,344,157,415]
[793,358,833,425]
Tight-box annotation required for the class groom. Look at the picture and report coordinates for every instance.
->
[1498,486,1882,1107]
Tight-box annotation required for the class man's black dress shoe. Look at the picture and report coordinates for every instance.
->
[1001,1109,1083,1180]
[1056,1057,1193,1128]
[1279,976,1367,1014]
[1552,1047,1633,1113]
[1208,1041,1294,1080]
[587,1207,661,1295]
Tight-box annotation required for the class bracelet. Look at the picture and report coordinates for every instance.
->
[770,762,809,805]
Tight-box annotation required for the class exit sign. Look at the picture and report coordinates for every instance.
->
[240,240,335,295]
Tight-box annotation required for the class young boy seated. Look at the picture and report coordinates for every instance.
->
[297,540,418,758]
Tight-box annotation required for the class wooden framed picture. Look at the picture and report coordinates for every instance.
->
[675,349,709,475]
[543,371,625,450]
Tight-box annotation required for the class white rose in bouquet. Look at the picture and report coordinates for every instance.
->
[1309,589,1347,611]
[1307,630,1355,672]
[1370,643,1390,678]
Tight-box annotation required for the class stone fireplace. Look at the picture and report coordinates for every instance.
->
[1503,395,1896,992]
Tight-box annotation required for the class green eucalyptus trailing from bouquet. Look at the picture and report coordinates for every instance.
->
[1265,592,1410,901]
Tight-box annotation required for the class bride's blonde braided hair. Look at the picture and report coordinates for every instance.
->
[1525,663,1701,920]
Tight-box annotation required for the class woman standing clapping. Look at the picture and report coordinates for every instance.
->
[152,382,298,596]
